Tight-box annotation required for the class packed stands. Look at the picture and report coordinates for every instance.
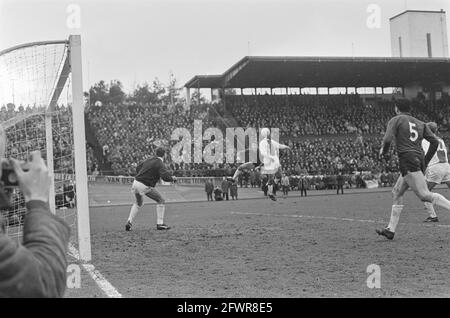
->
[1,104,83,173]
[87,103,218,175]
[3,93,449,185]
[85,94,450,181]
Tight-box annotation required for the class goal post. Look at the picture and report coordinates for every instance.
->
[0,35,92,261]
[69,35,92,261]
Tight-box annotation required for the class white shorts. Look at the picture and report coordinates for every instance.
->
[260,156,281,175]
[425,163,450,184]
[131,180,164,205]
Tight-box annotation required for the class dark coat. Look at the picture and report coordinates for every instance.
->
[221,180,230,193]
[214,188,223,200]
[230,183,238,197]
[0,201,70,297]
[299,177,309,189]
[205,181,214,193]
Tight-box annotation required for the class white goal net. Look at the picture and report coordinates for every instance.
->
[0,36,91,261]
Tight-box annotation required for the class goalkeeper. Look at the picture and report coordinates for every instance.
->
[0,151,70,297]
[125,147,176,231]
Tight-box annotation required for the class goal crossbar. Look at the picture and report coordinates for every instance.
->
[0,40,68,58]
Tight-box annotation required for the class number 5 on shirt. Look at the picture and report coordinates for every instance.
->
[409,122,418,142]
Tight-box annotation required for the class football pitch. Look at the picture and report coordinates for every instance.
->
[66,184,450,298]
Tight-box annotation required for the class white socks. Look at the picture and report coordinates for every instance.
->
[388,192,450,232]
[424,202,437,218]
[156,204,165,225]
[431,193,450,211]
[128,203,166,226]
[128,204,139,223]
[387,205,404,232]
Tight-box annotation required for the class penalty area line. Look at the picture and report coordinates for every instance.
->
[68,244,122,298]
[230,212,450,229]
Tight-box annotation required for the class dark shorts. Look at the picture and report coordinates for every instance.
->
[398,152,425,177]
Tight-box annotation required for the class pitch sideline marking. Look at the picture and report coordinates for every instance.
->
[68,244,122,298]
[230,212,450,229]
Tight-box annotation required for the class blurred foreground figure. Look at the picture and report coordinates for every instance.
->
[0,150,70,297]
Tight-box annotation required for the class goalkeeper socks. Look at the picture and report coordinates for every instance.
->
[128,204,139,223]
[156,204,165,225]
[387,205,404,232]
[424,202,437,218]
[431,193,450,211]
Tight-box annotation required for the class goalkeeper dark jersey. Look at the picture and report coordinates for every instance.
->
[135,156,174,188]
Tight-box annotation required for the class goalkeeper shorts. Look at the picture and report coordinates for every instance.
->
[131,180,165,205]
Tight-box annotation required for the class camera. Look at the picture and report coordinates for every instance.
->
[0,160,29,209]
[1,160,28,187]
[1,166,19,187]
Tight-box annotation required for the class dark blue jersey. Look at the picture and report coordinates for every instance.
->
[382,113,439,165]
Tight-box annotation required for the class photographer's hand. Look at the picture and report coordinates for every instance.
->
[0,150,69,298]
[10,150,51,203]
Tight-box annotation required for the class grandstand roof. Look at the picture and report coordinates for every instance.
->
[184,56,450,89]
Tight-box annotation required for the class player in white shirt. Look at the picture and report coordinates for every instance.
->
[228,128,290,201]
[258,128,290,201]
[421,122,450,222]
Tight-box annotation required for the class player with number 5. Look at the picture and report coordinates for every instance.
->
[376,99,450,240]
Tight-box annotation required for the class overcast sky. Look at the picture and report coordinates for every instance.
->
[1,0,449,93]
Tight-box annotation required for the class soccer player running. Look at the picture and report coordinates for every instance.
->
[377,99,450,240]
[421,122,450,222]
[125,147,176,231]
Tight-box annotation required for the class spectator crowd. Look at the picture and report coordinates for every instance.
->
[84,94,450,179]
[2,93,450,184]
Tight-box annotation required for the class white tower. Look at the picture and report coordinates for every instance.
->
[390,10,448,58]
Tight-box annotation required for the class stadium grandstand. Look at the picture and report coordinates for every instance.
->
[4,56,449,189]
[82,55,450,190]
